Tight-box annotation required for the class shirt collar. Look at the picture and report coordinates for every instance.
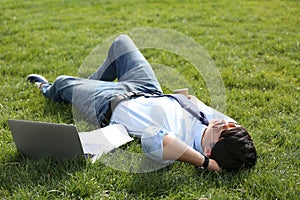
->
[193,123,206,153]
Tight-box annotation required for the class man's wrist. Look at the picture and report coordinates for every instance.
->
[200,153,209,170]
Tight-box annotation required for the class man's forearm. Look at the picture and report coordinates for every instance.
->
[162,134,203,166]
[162,134,221,171]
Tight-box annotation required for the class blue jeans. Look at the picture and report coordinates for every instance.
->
[42,34,163,128]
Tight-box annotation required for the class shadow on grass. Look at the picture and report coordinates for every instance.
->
[125,163,253,198]
[0,152,253,198]
[42,100,74,124]
[0,153,87,195]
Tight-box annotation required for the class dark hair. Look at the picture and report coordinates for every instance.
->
[210,127,257,172]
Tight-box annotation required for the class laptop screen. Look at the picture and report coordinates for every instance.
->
[8,119,84,160]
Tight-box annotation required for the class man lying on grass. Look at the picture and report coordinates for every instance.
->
[27,34,257,172]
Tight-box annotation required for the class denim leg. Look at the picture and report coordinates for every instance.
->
[42,76,101,127]
[89,34,162,94]
[42,75,129,127]
[40,35,163,127]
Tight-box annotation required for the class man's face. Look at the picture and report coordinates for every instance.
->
[201,119,239,157]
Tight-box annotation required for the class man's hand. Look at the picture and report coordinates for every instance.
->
[207,158,222,172]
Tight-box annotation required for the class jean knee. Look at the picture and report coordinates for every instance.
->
[109,34,137,60]
[115,34,132,44]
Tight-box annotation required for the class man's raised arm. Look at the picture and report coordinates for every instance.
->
[162,134,221,172]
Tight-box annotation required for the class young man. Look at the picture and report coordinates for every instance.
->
[27,34,257,172]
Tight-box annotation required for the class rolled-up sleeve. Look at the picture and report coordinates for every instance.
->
[141,126,175,165]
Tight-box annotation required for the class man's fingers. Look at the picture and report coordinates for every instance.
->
[208,159,222,172]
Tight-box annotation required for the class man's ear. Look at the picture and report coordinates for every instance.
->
[205,148,212,157]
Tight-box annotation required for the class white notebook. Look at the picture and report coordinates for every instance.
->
[79,124,134,162]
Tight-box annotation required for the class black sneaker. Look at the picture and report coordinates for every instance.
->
[26,74,48,84]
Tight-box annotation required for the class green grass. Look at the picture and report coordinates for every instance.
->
[1,0,299,199]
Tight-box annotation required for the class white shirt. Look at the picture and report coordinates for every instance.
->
[110,96,235,163]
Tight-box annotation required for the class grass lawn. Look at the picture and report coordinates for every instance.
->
[1,0,299,199]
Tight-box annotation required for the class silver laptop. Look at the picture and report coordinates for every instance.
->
[8,119,84,160]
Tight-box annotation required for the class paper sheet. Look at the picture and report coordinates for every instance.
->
[78,124,133,162]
